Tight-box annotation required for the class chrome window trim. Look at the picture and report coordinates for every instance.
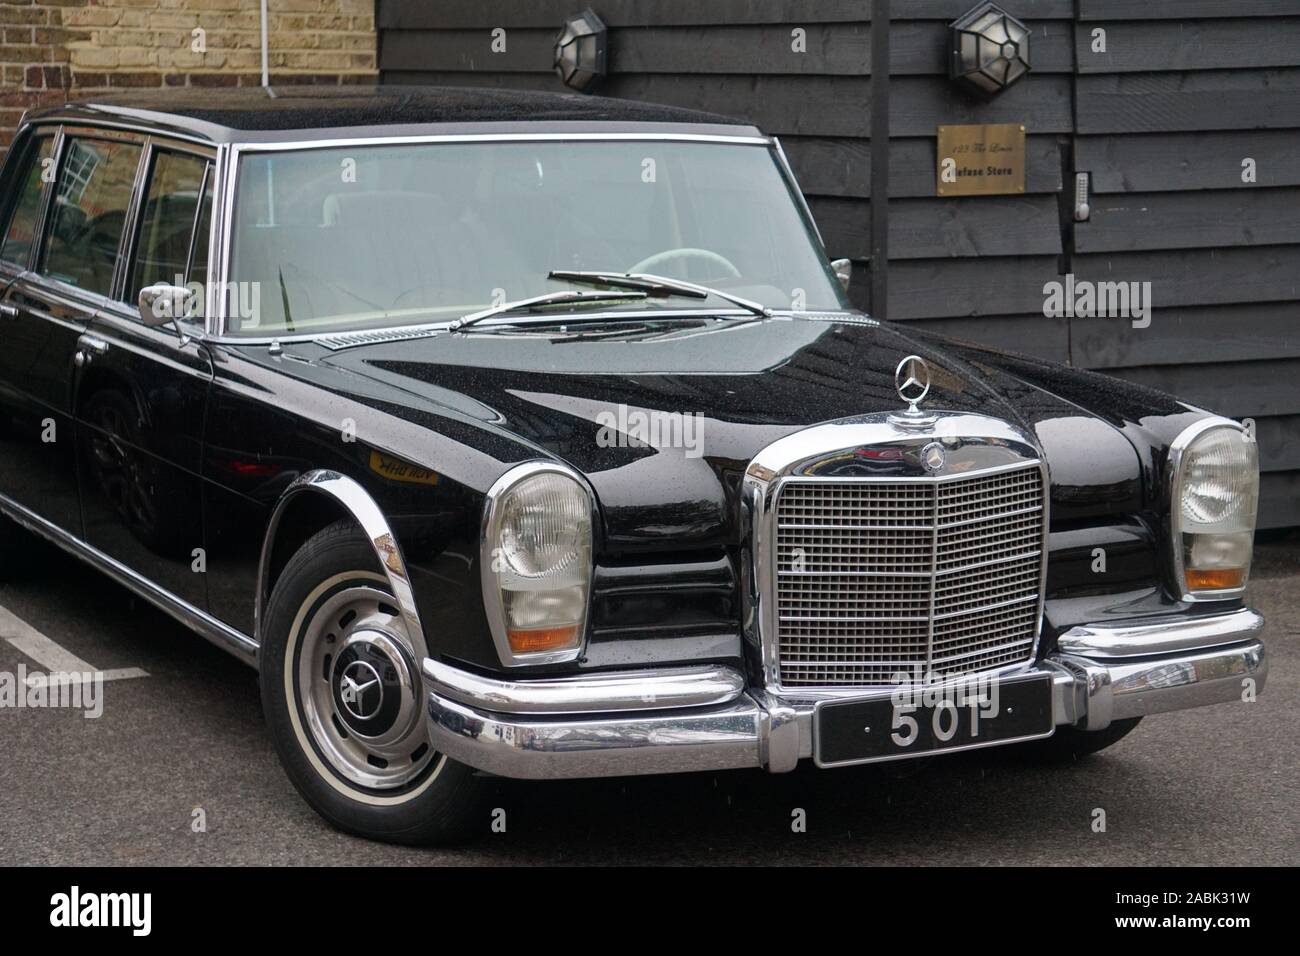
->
[742,410,1051,698]
[112,134,152,302]
[214,130,774,338]
[21,114,216,148]
[183,160,211,288]
[26,125,65,275]
[55,122,152,146]
[8,269,113,325]
[480,460,597,668]
[1167,415,1256,603]
[230,131,772,154]
[206,142,231,338]
[771,135,825,249]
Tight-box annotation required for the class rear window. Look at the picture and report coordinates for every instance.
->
[40,136,142,297]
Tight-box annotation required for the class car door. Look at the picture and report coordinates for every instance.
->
[0,126,141,537]
[0,128,63,527]
[75,137,215,609]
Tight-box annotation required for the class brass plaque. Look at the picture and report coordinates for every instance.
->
[936,123,1026,196]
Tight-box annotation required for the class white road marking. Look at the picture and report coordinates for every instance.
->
[0,603,149,685]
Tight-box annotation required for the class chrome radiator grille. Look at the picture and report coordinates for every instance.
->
[774,464,1045,687]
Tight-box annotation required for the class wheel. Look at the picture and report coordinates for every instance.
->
[1013,717,1143,763]
[260,520,490,844]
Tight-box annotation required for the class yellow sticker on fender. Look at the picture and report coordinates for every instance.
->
[369,451,440,486]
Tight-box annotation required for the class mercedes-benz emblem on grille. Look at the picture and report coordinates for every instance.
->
[339,660,383,721]
[922,441,946,473]
[889,354,938,428]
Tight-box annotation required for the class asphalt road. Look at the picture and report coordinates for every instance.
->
[2,527,1296,866]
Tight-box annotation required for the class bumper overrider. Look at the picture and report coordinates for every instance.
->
[422,607,1266,779]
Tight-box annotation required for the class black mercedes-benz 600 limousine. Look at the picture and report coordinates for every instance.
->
[0,86,1266,844]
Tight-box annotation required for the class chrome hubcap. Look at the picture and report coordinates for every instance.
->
[296,584,436,791]
[329,629,421,745]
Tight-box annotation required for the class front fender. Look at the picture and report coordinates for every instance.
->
[255,470,427,657]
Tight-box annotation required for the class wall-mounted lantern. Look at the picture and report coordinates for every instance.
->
[554,9,607,93]
[949,2,1031,96]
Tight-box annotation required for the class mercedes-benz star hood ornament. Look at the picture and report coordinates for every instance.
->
[889,354,939,428]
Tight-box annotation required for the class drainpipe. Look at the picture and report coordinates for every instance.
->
[260,0,270,87]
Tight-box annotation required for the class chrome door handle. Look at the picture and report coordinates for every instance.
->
[0,303,17,319]
[77,334,109,356]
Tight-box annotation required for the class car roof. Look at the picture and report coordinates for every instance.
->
[26,85,764,145]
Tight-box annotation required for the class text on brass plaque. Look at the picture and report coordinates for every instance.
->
[936,123,1026,196]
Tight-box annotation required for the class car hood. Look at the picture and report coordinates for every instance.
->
[317,314,1167,550]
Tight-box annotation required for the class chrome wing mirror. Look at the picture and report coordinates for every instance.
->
[831,258,852,293]
[138,283,197,328]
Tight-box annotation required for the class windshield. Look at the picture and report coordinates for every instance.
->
[226,139,847,335]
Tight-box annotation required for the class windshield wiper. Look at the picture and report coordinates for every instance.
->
[548,269,772,318]
[449,289,648,332]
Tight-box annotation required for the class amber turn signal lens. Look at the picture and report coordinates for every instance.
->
[507,625,580,654]
[1185,568,1244,591]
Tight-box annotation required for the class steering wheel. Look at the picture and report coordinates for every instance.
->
[629,247,741,280]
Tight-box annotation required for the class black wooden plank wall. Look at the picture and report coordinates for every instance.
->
[377,0,1299,527]
[1071,0,1300,529]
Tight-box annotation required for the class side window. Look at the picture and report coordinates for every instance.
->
[129,150,211,300]
[40,136,142,297]
[0,136,55,268]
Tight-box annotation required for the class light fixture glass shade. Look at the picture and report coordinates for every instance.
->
[554,8,608,93]
[950,2,1032,96]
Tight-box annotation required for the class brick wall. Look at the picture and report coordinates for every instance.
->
[0,0,377,157]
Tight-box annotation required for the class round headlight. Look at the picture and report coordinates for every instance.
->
[1179,426,1256,527]
[1171,420,1258,599]
[482,464,593,664]
[498,472,591,578]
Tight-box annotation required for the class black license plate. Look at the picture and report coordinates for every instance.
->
[814,672,1054,767]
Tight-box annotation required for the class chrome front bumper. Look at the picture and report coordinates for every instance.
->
[423,608,1266,780]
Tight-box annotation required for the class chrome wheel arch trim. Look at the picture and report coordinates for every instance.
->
[256,469,425,657]
[740,410,1051,696]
